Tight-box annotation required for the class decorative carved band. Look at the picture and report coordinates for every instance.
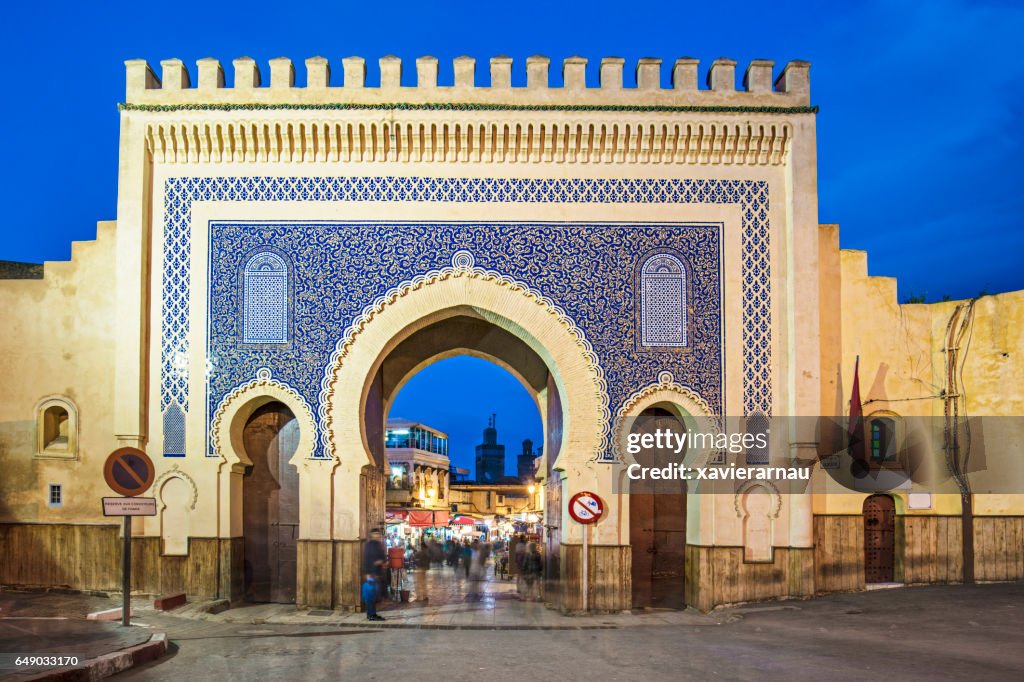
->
[144,119,791,166]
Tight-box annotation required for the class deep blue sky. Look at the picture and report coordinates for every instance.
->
[2,0,1021,302]
[390,357,540,476]
[3,1,1021,459]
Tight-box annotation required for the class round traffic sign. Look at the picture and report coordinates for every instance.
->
[568,491,604,524]
[103,448,155,497]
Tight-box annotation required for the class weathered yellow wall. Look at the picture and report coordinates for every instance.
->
[815,224,1024,517]
[0,222,120,524]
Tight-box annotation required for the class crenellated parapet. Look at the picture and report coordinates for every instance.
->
[123,55,812,109]
[125,55,811,167]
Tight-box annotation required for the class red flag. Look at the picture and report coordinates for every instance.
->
[848,356,867,472]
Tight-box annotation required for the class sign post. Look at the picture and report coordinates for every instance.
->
[121,514,130,626]
[567,491,605,613]
[102,448,155,627]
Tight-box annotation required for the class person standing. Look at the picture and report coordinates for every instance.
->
[387,541,406,600]
[362,529,387,621]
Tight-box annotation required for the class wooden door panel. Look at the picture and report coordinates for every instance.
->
[243,403,299,603]
[631,493,655,608]
[630,407,687,610]
[864,495,895,583]
[650,492,686,609]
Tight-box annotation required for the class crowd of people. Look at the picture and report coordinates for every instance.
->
[361,531,545,621]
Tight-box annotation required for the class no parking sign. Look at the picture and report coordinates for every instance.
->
[568,491,604,524]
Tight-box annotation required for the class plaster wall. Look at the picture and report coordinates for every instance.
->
[815,226,1024,517]
[0,222,120,524]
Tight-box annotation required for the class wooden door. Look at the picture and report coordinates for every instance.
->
[242,402,300,603]
[864,494,895,583]
[630,408,687,609]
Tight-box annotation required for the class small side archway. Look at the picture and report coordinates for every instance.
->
[210,369,318,603]
[615,372,718,610]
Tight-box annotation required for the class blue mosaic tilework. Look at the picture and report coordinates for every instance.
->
[158,177,771,458]
[206,222,724,459]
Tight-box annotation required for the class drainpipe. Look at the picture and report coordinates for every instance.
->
[943,300,976,584]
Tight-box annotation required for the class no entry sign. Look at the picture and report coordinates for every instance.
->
[568,491,604,524]
[103,448,155,497]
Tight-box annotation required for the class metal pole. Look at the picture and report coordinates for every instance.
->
[122,515,131,626]
[582,523,589,613]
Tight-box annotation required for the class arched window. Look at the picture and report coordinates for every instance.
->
[640,253,687,348]
[745,411,770,465]
[35,396,78,458]
[163,403,186,457]
[243,251,289,344]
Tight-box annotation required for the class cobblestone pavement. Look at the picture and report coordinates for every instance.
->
[152,563,717,629]
[118,581,1024,681]
[0,590,155,679]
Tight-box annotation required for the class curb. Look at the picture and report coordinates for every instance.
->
[20,631,167,682]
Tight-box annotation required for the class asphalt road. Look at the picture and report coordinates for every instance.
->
[120,582,1024,681]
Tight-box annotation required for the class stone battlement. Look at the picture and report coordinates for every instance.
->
[124,56,811,108]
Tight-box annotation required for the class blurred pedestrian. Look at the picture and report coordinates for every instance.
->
[514,534,528,594]
[414,542,431,603]
[362,529,387,621]
[522,542,543,601]
[461,539,472,578]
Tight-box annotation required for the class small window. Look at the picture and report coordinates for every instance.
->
[44,406,69,449]
[163,403,186,457]
[640,253,688,348]
[48,483,62,507]
[870,418,897,462]
[35,397,78,459]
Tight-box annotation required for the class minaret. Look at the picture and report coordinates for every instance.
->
[474,413,505,482]
[517,439,536,483]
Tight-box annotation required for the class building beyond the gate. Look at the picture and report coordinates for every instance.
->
[0,53,1022,613]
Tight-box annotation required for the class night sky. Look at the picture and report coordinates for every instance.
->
[4,1,1020,467]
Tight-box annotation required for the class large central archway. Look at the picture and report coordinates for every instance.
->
[320,256,615,611]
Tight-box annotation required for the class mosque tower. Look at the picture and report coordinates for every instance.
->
[474,413,505,482]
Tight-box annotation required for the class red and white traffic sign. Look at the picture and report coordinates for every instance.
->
[568,491,604,524]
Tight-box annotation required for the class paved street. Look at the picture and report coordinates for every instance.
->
[115,582,1024,681]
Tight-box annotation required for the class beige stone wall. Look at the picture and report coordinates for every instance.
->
[0,222,119,523]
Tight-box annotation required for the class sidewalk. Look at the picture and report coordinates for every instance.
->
[0,590,166,680]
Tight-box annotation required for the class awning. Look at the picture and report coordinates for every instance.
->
[385,509,408,523]
[407,510,435,527]
[432,510,450,526]
[451,514,476,525]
